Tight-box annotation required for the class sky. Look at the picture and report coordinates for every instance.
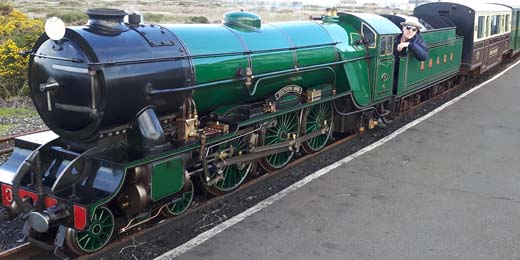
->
[271,0,518,6]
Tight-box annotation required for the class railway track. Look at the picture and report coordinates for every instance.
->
[0,243,57,259]
[0,129,48,156]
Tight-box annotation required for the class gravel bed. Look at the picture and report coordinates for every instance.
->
[0,57,516,256]
[0,97,46,165]
[0,97,46,251]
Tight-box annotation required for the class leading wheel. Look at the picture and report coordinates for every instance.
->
[65,206,114,255]
[259,112,299,171]
[163,179,194,216]
[301,102,333,153]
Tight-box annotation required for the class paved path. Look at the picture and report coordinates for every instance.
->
[161,64,520,260]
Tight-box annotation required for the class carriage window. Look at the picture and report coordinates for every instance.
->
[491,15,500,35]
[361,23,376,48]
[505,15,510,32]
[477,16,485,39]
[500,15,505,33]
[486,16,490,37]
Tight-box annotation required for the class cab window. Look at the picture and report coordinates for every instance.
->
[380,36,387,55]
[379,36,393,56]
[361,23,376,48]
[385,36,393,55]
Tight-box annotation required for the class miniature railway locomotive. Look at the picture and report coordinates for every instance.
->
[0,2,519,256]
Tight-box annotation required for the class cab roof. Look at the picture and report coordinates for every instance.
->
[342,13,401,35]
[493,3,520,11]
[423,2,511,13]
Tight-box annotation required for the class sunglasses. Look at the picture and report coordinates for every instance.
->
[404,26,417,32]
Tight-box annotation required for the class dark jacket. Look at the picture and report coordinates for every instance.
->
[393,33,429,61]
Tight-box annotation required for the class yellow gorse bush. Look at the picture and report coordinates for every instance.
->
[0,3,43,99]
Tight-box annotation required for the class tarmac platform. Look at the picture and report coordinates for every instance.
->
[158,62,520,260]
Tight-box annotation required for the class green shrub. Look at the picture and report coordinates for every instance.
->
[186,16,209,24]
[0,3,43,99]
[145,13,165,23]
[46,10,87,25]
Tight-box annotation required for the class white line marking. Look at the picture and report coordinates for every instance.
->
[155,60,520,260]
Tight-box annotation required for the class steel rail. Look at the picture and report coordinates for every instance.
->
[0,129,49,155]
[0,243,31,258]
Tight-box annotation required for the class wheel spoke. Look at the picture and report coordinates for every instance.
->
[165,181,194,216]
[307,123,317,132]
[83,237,91,249]
[264,133,278,139]
[269,153,277,165]
[286,115,295,130]
[274,153,281,165]
[78,233,89,243]
[275,153,282,165]
[303,103,332,153]
[308,113,317,122]
[101,215,110,224]
[231,168,239,187]
[267,128,278,134]
[260,112,297,170]
[266,137,278,145]
[288,121,298,130]
[282,114,289,126]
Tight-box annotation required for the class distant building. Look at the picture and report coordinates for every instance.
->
[339,0,357,4]
[363,3,378,9]
[398,3,416,11]
[408,0,435,5]
[354,0,410,8]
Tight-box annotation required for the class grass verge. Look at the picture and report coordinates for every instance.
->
[0,107,38,118]
[0,125,9,136]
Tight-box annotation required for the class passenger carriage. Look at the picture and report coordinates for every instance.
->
[495,3,520,56]
[415,2,511,75]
